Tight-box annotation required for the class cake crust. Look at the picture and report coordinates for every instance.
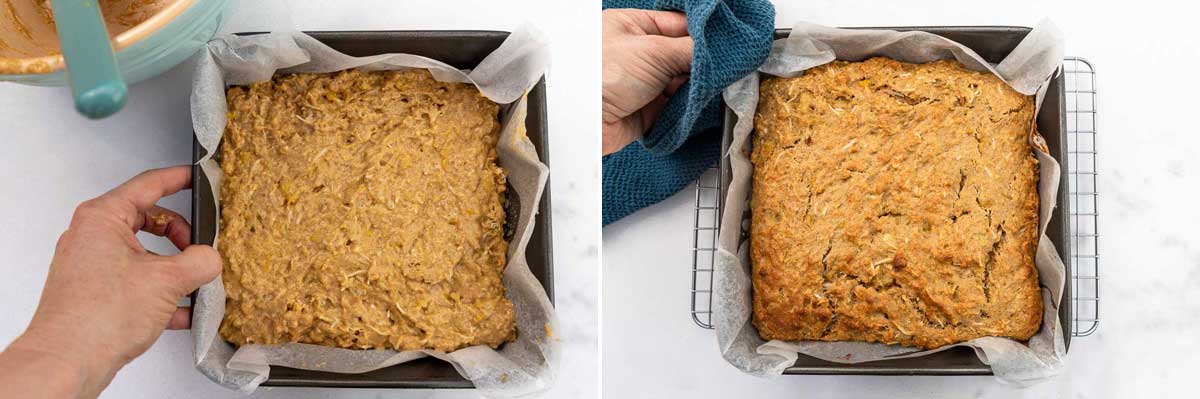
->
[218,69,514,352]
[750,57,1042,349]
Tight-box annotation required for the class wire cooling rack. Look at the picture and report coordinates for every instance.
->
[1064,57,1099,336]
[690,57,1101,337]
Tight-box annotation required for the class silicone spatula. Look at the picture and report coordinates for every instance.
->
[49,0,128,119]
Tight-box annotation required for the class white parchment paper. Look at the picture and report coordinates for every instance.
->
[188,26,558,397]
[715,20,1067,385]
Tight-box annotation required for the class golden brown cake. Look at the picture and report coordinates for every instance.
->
[750,57,1042,350]
[218,69,515,352]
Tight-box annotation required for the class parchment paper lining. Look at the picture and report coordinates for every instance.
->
[715,20,1067,386]
[188,26,558,397]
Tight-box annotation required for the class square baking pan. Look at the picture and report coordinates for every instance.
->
[191,30,554,388]
[719,26,1071,375]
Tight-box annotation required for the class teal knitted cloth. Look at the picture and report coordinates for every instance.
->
[602,0,775,225]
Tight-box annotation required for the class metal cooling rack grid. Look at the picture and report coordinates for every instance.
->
[1064,57,1099,336]
[690,165,721,329]
[690,57,1101,337]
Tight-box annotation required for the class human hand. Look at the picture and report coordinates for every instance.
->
[1,166,221,398]
[602,9,693,155]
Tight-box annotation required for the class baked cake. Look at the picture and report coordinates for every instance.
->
[750,57,1042,349]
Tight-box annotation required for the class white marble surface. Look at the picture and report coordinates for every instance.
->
[604,0,1199,397]
[0,1,598,398]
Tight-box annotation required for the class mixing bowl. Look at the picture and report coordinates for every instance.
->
[0,0,231,86]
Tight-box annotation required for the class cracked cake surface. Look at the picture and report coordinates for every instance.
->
[750,57,1042,349]
[218,69,515,352]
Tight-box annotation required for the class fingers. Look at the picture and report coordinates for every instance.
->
[637,94,670,135]
[601,93,671,156]
[166,307,191,330]
[136,206,191,251]
[602,121,640,155]
[618,9,689,37]
[600,73,687,156]
[645,35,694,76]
[105,166,192,223]
[165,245,222,293]
[148,246,215,330]
[665,75,689,96]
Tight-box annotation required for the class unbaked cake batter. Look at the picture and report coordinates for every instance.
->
[218,69,515,352]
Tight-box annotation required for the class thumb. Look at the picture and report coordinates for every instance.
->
[165,245,222,292]
[645,35,694,76]
[636,94,670,134]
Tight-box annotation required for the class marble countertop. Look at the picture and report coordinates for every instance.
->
[604,1,1199,398]
[0,1,598,398]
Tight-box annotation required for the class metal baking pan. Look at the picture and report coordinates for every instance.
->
[191,30,554,388]
[719,26,1070,375]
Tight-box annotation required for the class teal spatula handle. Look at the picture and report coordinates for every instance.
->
[50,0,128,119]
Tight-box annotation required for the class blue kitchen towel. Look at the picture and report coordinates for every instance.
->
[602,0,775,225]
